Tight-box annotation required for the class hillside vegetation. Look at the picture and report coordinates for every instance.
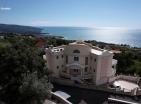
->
[0,35,52,104]
[0,24,42,34]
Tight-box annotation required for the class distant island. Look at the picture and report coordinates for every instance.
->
[0,24,42,34]
[0,24,65,39]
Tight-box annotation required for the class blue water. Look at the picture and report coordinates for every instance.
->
[41,27,141,47]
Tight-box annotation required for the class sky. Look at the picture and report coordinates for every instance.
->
[0,0,141,28]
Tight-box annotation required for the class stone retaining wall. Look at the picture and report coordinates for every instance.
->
[109,75,140,83]
[51,77,75,86]
[118,75,140,83]
[108,75,141,95]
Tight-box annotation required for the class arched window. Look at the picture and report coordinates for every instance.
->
[73,49,80,53]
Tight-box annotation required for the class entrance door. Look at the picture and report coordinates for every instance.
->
[70,69,81,76]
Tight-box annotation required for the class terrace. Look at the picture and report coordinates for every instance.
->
[113,80,139,92]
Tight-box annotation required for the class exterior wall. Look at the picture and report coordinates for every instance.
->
[90,53,98,83]
[64,44,92,79]
[45,50,53,72]
[64,44,91,65]
[95,56,102,85]
[95,53,113,85]
[45,48,64,77]
[111,59,117,76]
[108,75,140,83]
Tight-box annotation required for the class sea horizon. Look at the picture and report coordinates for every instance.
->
[41,26,141,48]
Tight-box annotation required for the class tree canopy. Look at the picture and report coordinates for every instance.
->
[0,40,52,104]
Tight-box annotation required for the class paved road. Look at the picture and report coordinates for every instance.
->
[53,84,141,104]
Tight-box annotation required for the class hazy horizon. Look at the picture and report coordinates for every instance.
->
[0,0,141,29]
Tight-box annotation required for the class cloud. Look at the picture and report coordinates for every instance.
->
[0,7,11,11]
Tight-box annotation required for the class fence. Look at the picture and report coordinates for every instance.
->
[108,75,140,83]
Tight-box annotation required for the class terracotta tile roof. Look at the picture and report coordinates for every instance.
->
[35,38,46,48]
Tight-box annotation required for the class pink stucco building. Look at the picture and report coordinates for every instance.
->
[45,41,117,85]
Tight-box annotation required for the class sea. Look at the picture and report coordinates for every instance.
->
[41,27,141,48]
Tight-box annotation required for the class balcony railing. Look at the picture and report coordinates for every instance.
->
[60,71,71,78]
[60,71,93,80]
[82,74,93,79]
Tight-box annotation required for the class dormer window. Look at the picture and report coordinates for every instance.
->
[73,49,80,53]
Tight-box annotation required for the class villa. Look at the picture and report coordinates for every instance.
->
[45,41,117,85]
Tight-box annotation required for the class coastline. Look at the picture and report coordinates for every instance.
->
[41,26,141,48]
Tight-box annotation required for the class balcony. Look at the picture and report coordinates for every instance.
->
[60,71,71,79]
[66,63,85,69]
[82,74,93,79]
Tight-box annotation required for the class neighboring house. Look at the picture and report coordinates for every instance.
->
[45,41,117,85]
[35,38,48,48]
[0,35,4,39]
[110,50,122,54]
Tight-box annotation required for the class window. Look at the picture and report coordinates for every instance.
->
[90,66,91,70]
[73,49,80,53]
[90,56,92,60]
[93,69,95,72]
[62,69,66,73]
[74,56,79,61]
[94,58,96,62]
[56,56,59,59]
[85,67,88,72]
[85,57,88,65]
[66,56,68,64]
[74,69,78,72]
[57,66,59,69]
[62,65,64,68]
